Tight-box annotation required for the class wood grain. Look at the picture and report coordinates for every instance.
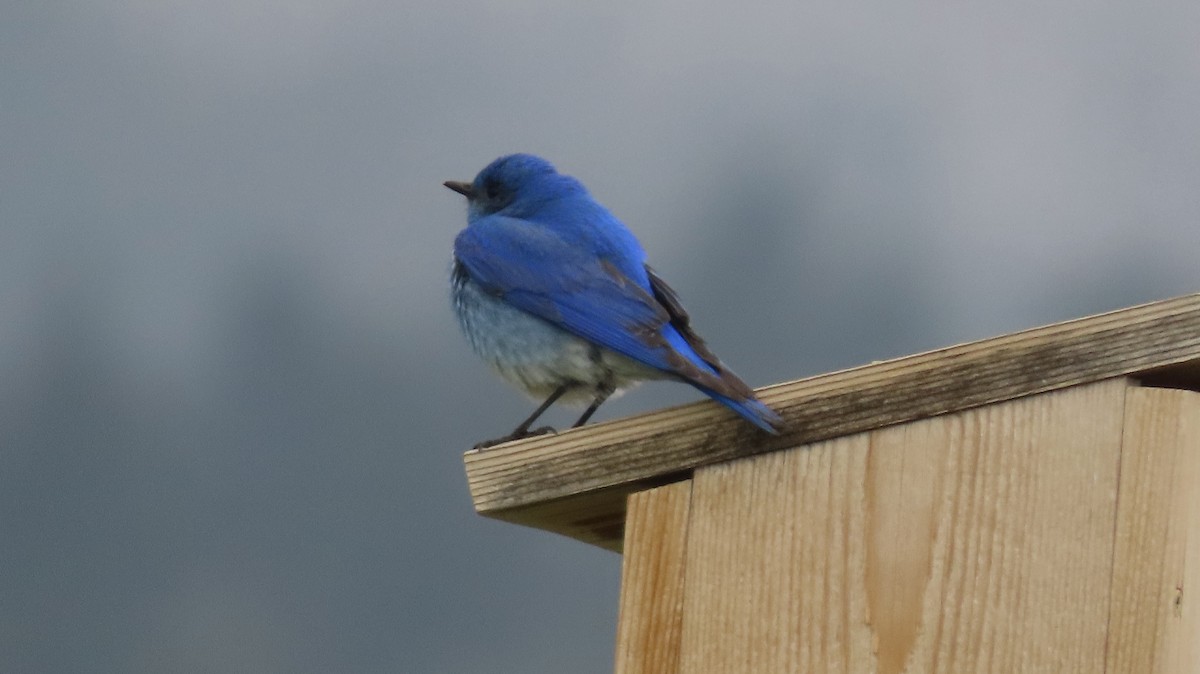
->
[679,433,871,672]
[1106,388,1200,673]
[614,481,692,674]
[464,293,1200,548]
[677,379,1127,673]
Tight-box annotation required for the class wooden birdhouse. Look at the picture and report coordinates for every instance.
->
[465,293,1200,673]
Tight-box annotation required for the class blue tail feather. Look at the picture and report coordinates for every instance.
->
[707,392,784,434]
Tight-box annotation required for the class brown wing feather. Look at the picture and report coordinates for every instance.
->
[644,265,756,400]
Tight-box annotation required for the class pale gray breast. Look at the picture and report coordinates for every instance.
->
[450,259,663,402]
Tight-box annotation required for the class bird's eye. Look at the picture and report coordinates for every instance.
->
[484,181,499,199]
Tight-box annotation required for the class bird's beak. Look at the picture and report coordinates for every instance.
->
[443,180,474,198]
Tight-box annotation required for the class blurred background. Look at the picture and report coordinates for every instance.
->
[3,0,1199,671]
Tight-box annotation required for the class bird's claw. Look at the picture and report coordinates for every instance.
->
[473,426,558,450]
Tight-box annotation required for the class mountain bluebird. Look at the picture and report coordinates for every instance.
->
[446,154,783,448]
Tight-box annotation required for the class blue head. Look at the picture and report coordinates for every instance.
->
[444,154,586,223]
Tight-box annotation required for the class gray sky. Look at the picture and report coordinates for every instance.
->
[3,0,1199,671]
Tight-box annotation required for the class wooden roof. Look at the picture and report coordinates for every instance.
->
[464,292,1200,551]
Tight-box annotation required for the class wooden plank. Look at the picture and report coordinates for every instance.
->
[614,481,692,674]
[678,433,873,672]
[677,379,1127,673]
[489,485,630,553]
[1106,388,1200,673]
[465,292,1200,549]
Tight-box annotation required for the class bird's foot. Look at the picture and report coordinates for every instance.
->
[473,426,557,450]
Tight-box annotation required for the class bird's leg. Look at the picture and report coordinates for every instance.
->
[512,385,568,436]
[571,384,615,428]
[474,385,569,450]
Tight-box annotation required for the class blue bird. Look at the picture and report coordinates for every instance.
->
[446,154,783,448]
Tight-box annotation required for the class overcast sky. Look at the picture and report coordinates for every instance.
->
[3,1,1199,672]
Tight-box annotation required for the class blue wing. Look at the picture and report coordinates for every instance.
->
[454,215,675,371]
[454,215,783,432]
